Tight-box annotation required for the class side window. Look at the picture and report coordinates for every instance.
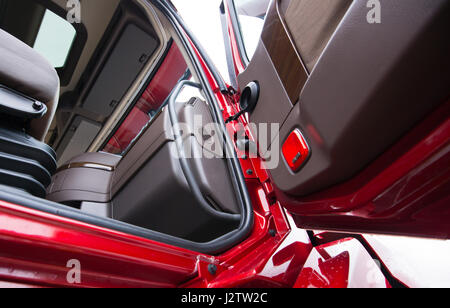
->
[0,0,77,68]
[103,41,190,155]
[33,9,76,68]
[232,0,270,61]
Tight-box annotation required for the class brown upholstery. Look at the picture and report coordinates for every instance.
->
[47,152,121,203]
[0,28,60,140]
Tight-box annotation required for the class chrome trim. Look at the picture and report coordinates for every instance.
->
[56,162,115,173]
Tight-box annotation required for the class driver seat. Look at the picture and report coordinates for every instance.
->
[0,28,60,197]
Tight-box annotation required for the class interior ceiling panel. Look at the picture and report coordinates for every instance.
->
[51,0,121,93]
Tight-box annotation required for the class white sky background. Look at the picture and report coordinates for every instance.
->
[172,0,265,84]
[172,0,230,83]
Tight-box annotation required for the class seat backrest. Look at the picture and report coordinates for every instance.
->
[0,28,60,141]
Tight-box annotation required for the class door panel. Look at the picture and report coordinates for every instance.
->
[263,0,450,196]
[225,0,450,238]
[258,0,309,104]
[237,42,293,140]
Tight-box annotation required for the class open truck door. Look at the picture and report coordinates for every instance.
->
[221,0,450,239]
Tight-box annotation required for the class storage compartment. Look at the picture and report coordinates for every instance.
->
[82,24,158,117]
[55,22,159,162]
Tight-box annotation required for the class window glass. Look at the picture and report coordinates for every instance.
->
[33,9,76,68]
[233,0,270,61]
[0,0,77,68]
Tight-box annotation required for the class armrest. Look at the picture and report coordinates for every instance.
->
[0,85,47,119]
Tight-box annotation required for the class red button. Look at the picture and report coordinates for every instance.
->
[282,129,310,172]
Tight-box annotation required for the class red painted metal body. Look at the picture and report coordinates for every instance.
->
[0,200,200,287]
[294,238,390,288]
[0,3,447,288]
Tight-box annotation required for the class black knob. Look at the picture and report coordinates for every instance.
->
[239,81,260,113]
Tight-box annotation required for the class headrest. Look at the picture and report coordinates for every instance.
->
[0,28,59,105]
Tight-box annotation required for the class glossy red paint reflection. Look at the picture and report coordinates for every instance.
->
[294,238,390,288]
[296,251,350,288]
[183,209,312,288]
[0,200,201,287]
